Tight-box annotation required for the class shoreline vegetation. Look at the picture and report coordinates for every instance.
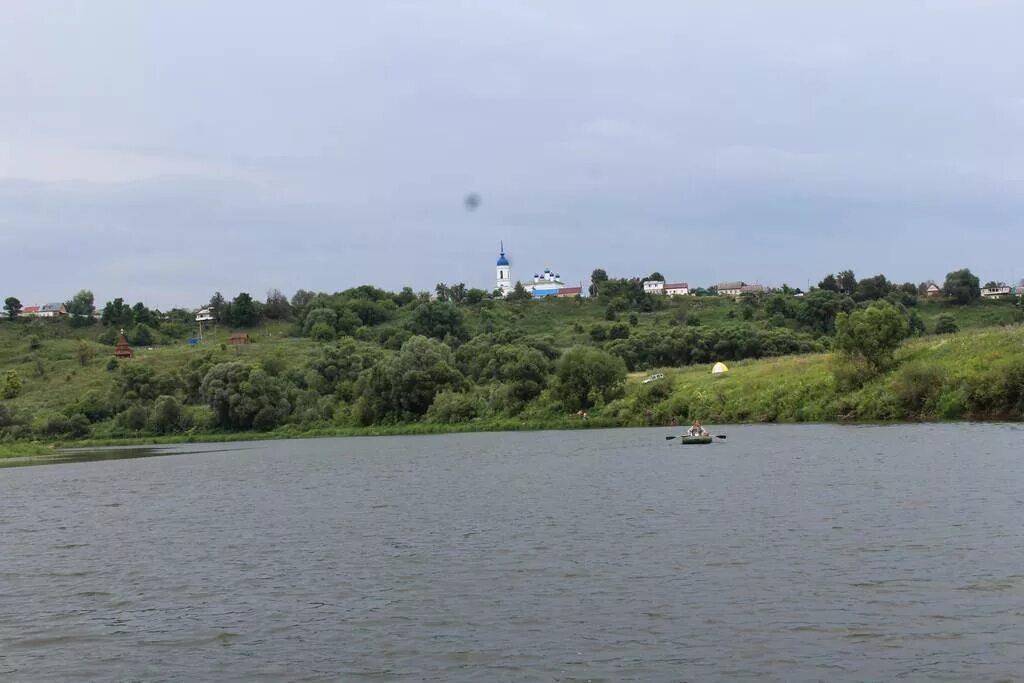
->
[2,272,1023,459]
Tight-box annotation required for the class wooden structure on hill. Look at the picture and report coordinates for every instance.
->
[229,334,250,346]
[114,334,134,359]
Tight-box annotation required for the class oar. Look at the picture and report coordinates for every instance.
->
[665,434,727,440]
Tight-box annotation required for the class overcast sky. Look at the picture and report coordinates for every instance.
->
[2,1,1022,309]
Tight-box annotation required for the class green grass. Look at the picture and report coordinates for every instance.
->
[2,299,1022,453]
[611,324,1024,425]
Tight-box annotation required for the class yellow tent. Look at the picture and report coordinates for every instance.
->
[711,361,729,375]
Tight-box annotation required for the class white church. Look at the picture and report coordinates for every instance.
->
[494,243,582,298]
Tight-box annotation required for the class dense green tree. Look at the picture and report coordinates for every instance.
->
[148,395,190,434]
[307,339,385,397]
[507,281,532,302]
[132,302,155,327]
[101,298,133,326]
[208,292,227,322]
[3,297,22,320]
[836,270,857,295]
[855,274,894,301]
[834,300,910,371]
[226,292,260,327]
[129,323,155,347]
[393,287,417,307]
[553,346,627,411]
[407,301,468,342]
[264,289,292,319]
[67,289,95,316]
[589,268,609,297]
[290,289,316,314]
[201,362,291,430]
[66,289,96,325]
[795,290,855,335]
[647,272,665,282]
[943,268,981,304]
[426,391,479,423]
[357,336,466,420]
[817,274,839,292]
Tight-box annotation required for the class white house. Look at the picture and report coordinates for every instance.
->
[643,280,665,294]
[925,283,942,298]
[195,307,216,322]
[981,285,1012,299]
[642,280,689,296]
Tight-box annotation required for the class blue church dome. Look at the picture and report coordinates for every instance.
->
[496,252,509,266]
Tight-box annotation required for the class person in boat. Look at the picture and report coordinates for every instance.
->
[688,419,708,437]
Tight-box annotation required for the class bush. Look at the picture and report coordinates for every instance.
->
[934,314,958,335]
[426,391,479,423]
[2,370,22,399]
[27,335,41,351]
[116,405,149,432]
[892,364,945,416]
[309,322,335,342]
[148,395,190,434]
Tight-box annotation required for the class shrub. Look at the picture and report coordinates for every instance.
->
[148,395,190,434]
[309,322,335,342]
[934,314,958,335]
[426,391,479,423]
[2,370,22,399]
[116,405,149,432]
[892,364,945,416]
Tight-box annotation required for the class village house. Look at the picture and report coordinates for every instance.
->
[21,303,67,318]
[716,282,746,297]
[641,280,690,296]
[981,285,1013,299]
[925,283,942,298]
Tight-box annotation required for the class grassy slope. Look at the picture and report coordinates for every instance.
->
[613,324,1024,425]
[1,298,1021,456]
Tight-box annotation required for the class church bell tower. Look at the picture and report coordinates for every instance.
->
[496,241,512,296]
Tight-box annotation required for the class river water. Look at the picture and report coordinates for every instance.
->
[1,424,1022,681]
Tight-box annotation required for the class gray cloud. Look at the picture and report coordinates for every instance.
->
[2,1,1022,308]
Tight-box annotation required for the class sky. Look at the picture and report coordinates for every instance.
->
[1,1,1022,309]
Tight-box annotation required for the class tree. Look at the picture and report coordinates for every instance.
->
[201,362,291,430]
[208,292,227,322]
[148,395,190,434]
[506,281,532,302]
[357,336,466,420]
[943,268,980,304]
[129,323,155,346]
[131,302,155,327]
[3,297,21,320]
[817,274,839,292]
[646,272,665,282]
[407,301,468,342]
[66,290,95,323]
[226,292,259,327]
[589,268,609,298]
[264,289,292,320]
[836,270,857,295]
[553,346,627,411]
[855,274,893,301]
[290,289,315,313]
[834,300,910,371]
[101,298,133,326]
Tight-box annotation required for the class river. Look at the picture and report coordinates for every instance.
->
[1,424,1022,681]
